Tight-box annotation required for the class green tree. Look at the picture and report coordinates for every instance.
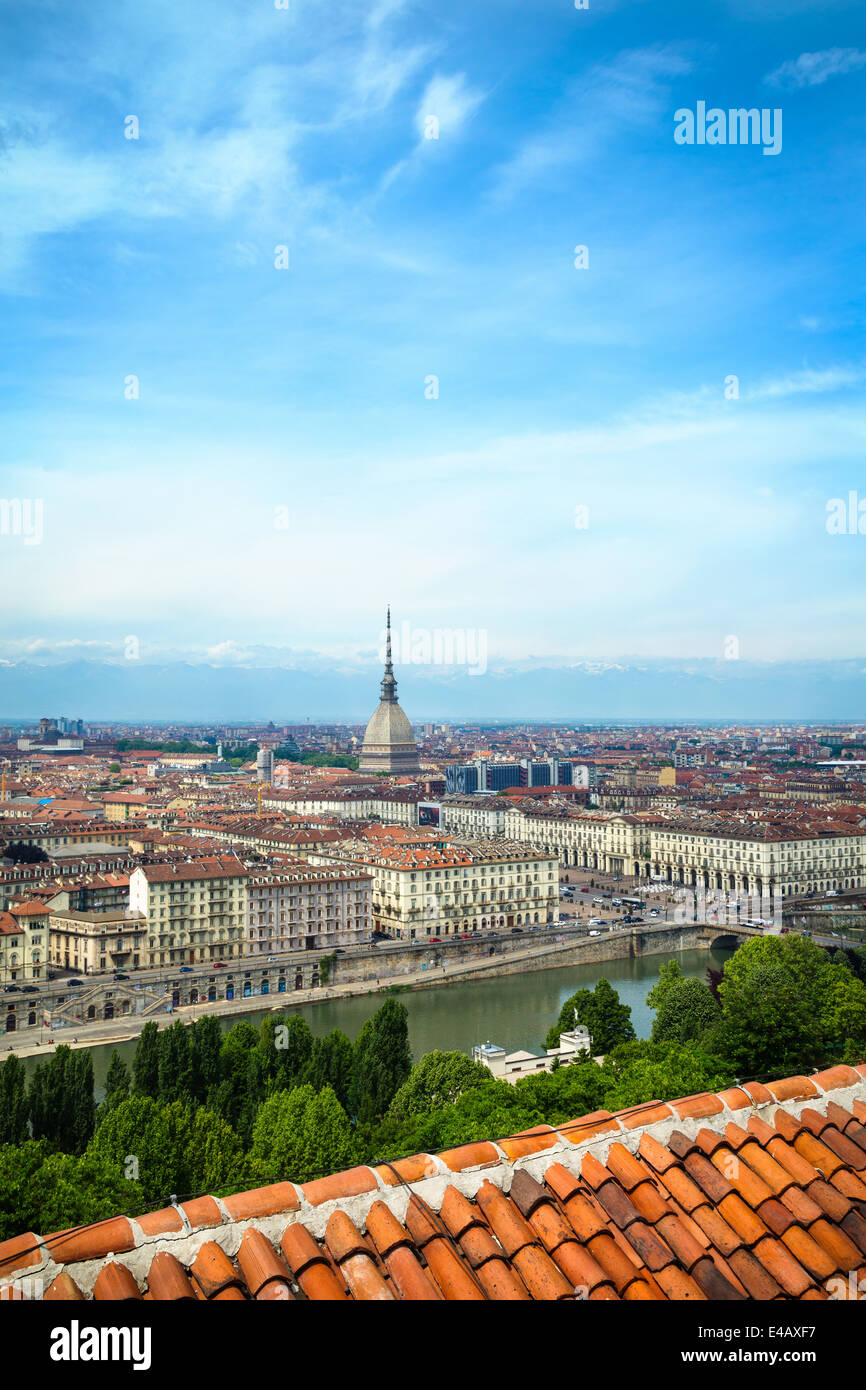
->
[249,1085,317,1183]
[651,976,720,1045]
[717,934,866,1075]
[305,1030,354,1109]
[0,1140,143,1244]
[0,1055,29,1146]
[89,1096,246,1205]
[597,1041,734,1112]
[544,979,635,1054]
[259,1014,313,1091]
[645,959,685,1014]
[103,1050,131,1110]
[349,999,412,1124]
[133,1021,161,1098]
[300,1086,358,1181]
[388,1050,489,1121]
[211,1021,266,1141]
[189,1015,223,1102]
[157,1021,194,1104]
[28,1046,95,1154]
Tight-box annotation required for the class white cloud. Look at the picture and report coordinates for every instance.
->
[488,45,693,204]
[414,72,484,142]
[766,48,866,88]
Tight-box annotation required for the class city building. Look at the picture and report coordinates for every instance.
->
[48,907,148,975]
[309,837,558,939]
[129,856,248,967]
[245,864,372,955]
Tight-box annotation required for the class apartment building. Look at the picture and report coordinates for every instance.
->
[129,856,248,967]
[0,900,49,983]
[245,864,372,955]
[309,838,558,940]
[48,908,148,975]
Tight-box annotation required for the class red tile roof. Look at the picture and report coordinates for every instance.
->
[2,1064,865,1302]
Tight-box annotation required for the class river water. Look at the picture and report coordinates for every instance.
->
[21,946,731,1102]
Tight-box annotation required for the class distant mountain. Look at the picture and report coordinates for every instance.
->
[1,657,865,723]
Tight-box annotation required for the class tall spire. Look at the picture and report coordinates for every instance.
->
[381,605,397,702]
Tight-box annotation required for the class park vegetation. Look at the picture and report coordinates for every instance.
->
[0,935,864,1241]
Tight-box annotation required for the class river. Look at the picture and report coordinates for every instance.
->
[20,946,732,1101]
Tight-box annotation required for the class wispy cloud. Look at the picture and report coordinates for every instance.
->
[486,45,693,205]
[766,48,866,88]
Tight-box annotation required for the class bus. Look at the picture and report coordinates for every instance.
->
[621,897,645,912]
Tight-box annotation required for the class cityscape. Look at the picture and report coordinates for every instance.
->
[1,0,865,1344]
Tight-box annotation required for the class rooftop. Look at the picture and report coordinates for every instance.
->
[3,1064,865,1302]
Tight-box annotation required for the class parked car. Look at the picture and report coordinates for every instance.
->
[588,918,603,926]
[179,966,194,974]
[510,927,523,934]
[335,948,346,954]
[589,930,601,937]
[114,972,131,980]
[212,961,227,969]
[21,984,39,993]
[3,984,21,993]
[67,979,83,987]
[429,937,441,943]
[266,956,277,961]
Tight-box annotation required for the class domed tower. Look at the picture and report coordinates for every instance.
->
[358,608,420,775]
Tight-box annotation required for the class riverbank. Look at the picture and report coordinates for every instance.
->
[3,923,732,1060]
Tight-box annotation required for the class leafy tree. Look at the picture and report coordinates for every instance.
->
[250,1085,317,1182]
[305,1030,354,1109]
[597,1041,734,1112]
[388,1050,489,1121]
[189,1015,223,1102]
[210,1021,266,1141]
[2,841,49,864]
[0,1140,143,1244]
[544,979,635,1054]
[103,1050,131,1109]
[349,999,412,1124]
[157,1021,194,1104]
[0,1055,29,1146]
[646,959,685,1015]
[89,1097,246,1205]
[717,934,866,1075]
[259,1014,312,1091]
[28,1046,95,1154]
[300,1086,358,1181]
[651,977,720,1045]
[133,1021,160,1098]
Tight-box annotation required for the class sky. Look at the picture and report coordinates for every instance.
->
[1,0,866,718]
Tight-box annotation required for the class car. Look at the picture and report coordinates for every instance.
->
[266,955,278,961]
[429,937,441,943]
[580,887,589,893]
[460,934,473,940]
[67,979,83,987]
[335,948,346,954]
[589,930,601,937]
[510,927,523,934]
[179,966,194,974]
[588,918,603,926]
[529,925,540,932]
[649,909,659,916]
[212,962,227,969]
[21,984,39,993]
[3,984,21,993]
[114,972,131,980]
[611,898,621,906]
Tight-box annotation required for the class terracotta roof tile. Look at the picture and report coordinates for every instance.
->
[93,1261,141,1301]
[3,1066,865,1302]
[190,1241,242,1299]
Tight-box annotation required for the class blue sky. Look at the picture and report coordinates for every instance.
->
[1,0,866,707]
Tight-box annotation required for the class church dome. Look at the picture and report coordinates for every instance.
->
[358,608,420,776]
